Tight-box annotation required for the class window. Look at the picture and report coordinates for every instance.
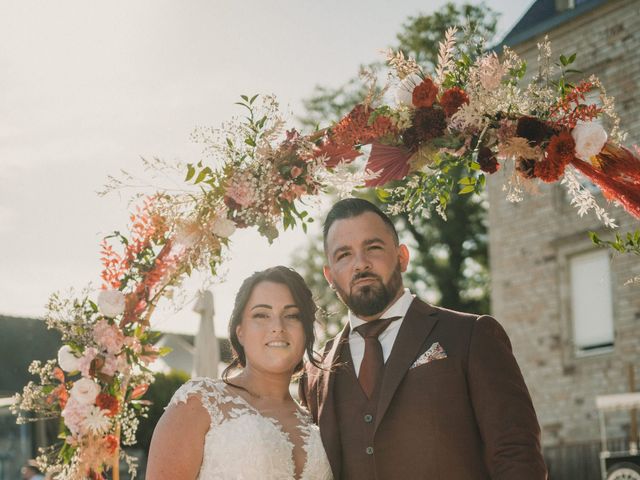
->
[570,250,614,353]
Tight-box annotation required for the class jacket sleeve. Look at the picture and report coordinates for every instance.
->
[467,315,548,480]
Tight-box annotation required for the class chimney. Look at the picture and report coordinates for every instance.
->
[555,0,575,12]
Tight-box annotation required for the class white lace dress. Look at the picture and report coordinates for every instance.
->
[167,377,333,480]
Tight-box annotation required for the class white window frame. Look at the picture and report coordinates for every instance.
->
[568,249,615,355]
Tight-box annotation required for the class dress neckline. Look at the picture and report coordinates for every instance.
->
[218,378,311,421]
[212,379,315,480]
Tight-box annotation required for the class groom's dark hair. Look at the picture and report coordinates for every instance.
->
[323,198,399,252]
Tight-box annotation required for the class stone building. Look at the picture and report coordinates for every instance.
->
[490,0,640,461]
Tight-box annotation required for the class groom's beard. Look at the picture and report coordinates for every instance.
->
[334,263,403,318]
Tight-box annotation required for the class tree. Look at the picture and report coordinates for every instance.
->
[294,3,497,338]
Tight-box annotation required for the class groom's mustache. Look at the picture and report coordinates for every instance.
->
[351,271,382,287]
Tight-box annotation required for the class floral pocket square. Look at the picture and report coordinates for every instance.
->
[410,342,447,369]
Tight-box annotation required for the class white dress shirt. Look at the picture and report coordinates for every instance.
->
[348,288,415,376]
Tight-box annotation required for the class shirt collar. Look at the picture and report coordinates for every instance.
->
[349,288,414,330]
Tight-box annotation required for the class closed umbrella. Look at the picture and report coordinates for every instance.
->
[192,290,219,378]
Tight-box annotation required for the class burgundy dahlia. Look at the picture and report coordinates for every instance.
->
[413,107,447,142]
[516,116,553,146]
[478,146,500,174]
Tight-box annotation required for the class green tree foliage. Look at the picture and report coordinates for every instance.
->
[135,370,190,455]
[295,3,497,338]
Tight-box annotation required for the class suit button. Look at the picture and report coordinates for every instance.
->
[364,414,373,423]
[366,447,374,455]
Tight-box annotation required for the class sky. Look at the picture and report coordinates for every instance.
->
[1,0,530,336]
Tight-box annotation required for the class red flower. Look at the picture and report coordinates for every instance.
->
[96,393,119,417]
[478,147,500,174]
[546,130,575,164]
[537,130,575,181]
[370,114,397,139]
[412,78,439,108]
[440,87,469,117]
[534,157,565,182]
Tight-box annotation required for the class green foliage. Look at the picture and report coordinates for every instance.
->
[590,230,640,256]
[554,52,580,98]
[294,3,497,335]
[135,370,190,455]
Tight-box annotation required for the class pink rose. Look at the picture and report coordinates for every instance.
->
[62,397,90,435]
[93,319,125,355]
[101,355,118,376]
[78,347,98,378]
[69,378,100,405]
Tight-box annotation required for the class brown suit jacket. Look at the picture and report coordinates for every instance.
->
[299,298,547,480]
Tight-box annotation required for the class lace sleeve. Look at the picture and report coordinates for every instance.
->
[166,377,226,426]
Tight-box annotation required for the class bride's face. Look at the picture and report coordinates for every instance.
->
[236,281,306,375]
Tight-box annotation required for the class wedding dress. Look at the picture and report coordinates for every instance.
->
[168,377,333,480]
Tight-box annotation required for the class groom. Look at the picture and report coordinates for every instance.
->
[299,198,547,479]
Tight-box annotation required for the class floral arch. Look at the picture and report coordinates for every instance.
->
[12,29,640,479]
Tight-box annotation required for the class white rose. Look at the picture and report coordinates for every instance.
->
[97,289,125,318]
[211,217,236,238]
[69,378,100,405]
[57,345,81,372]
[572,122,607,161]
[394,73,422,106]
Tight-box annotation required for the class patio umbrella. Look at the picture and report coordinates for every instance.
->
[192,290,219,378]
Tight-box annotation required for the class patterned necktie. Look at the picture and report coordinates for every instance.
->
[354,316,401,398]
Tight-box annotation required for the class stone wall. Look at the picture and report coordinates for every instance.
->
[488,0,640,445]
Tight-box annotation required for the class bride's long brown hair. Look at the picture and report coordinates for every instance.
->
[221,266,322,385]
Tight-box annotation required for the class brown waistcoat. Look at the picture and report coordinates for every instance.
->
[334,344,382,480]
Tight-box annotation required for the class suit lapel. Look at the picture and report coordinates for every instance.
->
[374,299,438,432]
[318,323,350,478]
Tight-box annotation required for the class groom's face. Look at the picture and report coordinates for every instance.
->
[323,212,409,321]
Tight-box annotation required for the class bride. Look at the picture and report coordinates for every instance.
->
[146,266,332,479]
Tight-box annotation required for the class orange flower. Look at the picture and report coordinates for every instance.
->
[95,393,119,417]
[412,78,438,108]
[440,87,469,117]
[534,157,565,182]
[46,384,69,409]
[104,435,119,455]
[131,383,149,399]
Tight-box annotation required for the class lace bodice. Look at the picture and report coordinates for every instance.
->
[167,377,332,480]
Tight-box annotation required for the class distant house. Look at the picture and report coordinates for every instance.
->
[153,331,232,375]
[0,314,231,480]
[491,0,640,478]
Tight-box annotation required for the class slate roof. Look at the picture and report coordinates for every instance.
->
[497,0,610,49]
